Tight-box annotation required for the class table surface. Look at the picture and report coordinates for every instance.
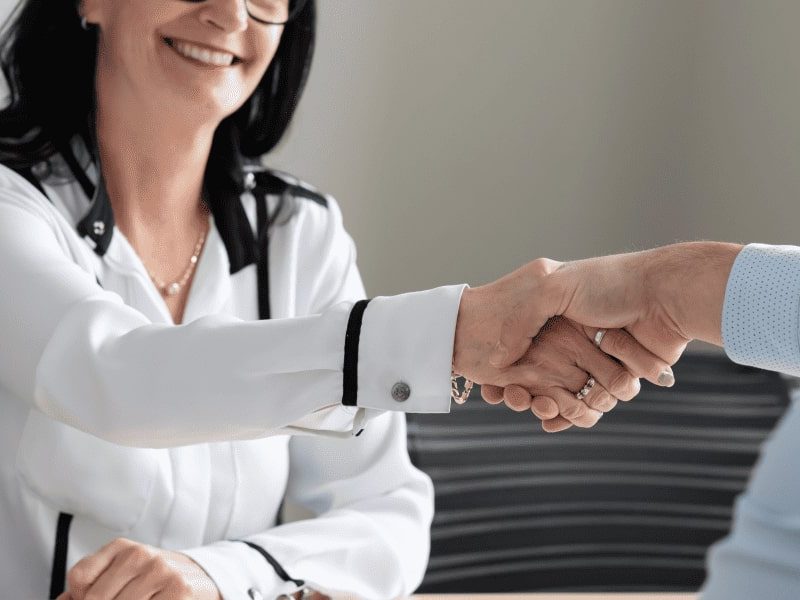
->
[410,595,697,599]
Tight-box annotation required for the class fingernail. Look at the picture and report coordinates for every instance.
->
[489,341,507,367]
[658,368,675,387]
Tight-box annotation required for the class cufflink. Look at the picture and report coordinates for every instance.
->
[247,588,263,600]
[391,381,411,402]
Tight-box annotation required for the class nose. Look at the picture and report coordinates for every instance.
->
[198,0,249,33]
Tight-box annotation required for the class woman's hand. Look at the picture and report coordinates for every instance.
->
[478,317,663,431]
[56,538,221,600]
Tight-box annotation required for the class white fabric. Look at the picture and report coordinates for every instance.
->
[0,155,465,599]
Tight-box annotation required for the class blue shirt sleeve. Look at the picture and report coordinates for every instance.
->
[722,243,800,376]
[702,243,800,599]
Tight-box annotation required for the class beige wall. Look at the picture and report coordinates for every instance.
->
[684,0,800,244]
[270,0,704,296]
[3,1,798,297]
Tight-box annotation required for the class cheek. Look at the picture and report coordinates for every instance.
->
[241,34,282,94]
[252,28,282,76]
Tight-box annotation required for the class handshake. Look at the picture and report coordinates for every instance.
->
[451,241,743,431]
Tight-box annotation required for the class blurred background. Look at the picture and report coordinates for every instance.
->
[268,0,800,297]
[3,0,799,297]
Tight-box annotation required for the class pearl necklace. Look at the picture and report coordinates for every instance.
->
[145,220,209,297]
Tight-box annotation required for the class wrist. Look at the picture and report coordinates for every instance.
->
[648,242,743,345]
[452,286,479,376]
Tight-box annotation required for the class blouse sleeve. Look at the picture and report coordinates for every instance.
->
[0,166,464,448]
[181,199,436,599]
[181,411,433,600]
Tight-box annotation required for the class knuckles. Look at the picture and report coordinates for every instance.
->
[607,368,639,401]
[67,565,93,594]
[587,392,618,413]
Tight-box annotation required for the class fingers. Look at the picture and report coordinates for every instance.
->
[585,326,675,387]
[482,383,538,413]
[67,538,127,599]
[502,384,533,412]
[480,383,505,405]
[531,395,559,420]
[541,415,573,433]
[570,332,641,402]
[546,387,603,428]
[74,540,152,600]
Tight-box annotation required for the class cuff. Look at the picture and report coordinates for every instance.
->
[343,284,467,414]
[722,243,800,376]
[181,541,300,600]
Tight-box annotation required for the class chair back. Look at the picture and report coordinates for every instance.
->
[407,352,791,593]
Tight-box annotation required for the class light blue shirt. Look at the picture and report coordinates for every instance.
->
[701,243,800,599]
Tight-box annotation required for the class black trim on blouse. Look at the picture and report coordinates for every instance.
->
[342,299,372,407]
[238,540,306,588]
[48,512,73,599]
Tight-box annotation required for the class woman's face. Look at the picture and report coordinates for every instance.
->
[83,0,284,122]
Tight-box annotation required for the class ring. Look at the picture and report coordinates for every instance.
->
[575,376,595,401]
[594,329,607,348]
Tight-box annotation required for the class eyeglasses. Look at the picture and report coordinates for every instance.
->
[245,0,309,25]
[181,0,310,26]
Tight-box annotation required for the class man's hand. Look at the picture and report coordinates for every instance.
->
[488,241,743,372]
[56,538,221,600]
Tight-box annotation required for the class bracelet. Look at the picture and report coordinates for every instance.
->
[451,362,474,404]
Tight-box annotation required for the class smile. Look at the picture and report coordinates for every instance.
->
[164,37,242,67]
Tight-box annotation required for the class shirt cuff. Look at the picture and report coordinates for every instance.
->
[181,541,300,600]
[722,243,800,376]
[350,283,467,414]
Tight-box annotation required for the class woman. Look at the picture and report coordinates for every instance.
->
[0,1,672,598]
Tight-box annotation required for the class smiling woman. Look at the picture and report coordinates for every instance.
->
[0,1,674,599]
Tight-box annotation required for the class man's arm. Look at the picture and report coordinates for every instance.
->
[488,242,744,370]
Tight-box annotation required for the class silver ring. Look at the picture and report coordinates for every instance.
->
[594,329,607,348]
[575,376,595,401]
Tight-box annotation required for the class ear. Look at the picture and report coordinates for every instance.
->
[78,0,102,26]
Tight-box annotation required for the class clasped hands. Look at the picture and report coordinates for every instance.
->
[452,242,741,431]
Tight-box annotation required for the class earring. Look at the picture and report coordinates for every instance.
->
[80,16,89,30]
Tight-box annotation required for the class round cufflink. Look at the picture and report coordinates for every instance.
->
[391,381,411,402]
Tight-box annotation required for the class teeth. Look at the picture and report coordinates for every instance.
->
[172,40,235,66]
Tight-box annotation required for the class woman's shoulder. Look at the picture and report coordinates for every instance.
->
[246,166,347,231]
[0,161,63,223]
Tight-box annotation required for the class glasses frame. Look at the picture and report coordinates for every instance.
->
[246,0,309,25]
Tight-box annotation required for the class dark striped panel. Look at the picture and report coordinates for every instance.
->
[406,352,791,593]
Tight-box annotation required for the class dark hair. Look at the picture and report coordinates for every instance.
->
[0,0,315,223]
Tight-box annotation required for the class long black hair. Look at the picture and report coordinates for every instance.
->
[0,0,315,221]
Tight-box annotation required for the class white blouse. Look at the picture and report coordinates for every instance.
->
[0,139,465,599]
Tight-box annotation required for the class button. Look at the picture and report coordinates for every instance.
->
[243,171,256,190]
[31,160,51,180]
[92,220,105,236]
[391,381,411,402]
[247,588,263,600]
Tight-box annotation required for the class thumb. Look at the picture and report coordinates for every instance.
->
[488,257,566,368]
[489,308,549,368]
